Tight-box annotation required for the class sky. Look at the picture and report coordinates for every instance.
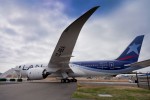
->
[0,0,150,73]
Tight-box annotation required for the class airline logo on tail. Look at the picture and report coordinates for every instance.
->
[117,35,144,62]
[127,43,141,55]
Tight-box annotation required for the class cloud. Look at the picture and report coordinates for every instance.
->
[71,0,150,71]
[0,0,150,72]
[72,0,150,61]
[0,0,71,72]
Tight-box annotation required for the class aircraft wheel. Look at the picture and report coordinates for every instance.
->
[61,79,65,83]
[17,79,23,82]
[70,79,74,82]
[61,79,70,83]
[73,79,77,82]
[66,79,70,83]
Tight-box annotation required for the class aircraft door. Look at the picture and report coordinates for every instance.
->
[109,62,114,69]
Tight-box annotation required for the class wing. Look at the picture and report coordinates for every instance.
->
[48,6,99,68]
[129,59,150,68]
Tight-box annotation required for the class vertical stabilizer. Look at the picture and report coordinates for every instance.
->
[116,35,144,63]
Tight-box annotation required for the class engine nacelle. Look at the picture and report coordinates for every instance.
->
[27,67,50,80]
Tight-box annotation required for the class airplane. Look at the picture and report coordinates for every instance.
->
[12,6,150,83]
[116,73,150,83]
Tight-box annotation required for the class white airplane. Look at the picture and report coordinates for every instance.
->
[116,74,137,79]
[12,6,150,83]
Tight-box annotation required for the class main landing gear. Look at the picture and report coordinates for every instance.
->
[61,78,77,83]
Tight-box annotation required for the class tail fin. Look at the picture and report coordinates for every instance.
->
[116,35,144,63]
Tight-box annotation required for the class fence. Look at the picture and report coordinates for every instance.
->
[136,72,150,90]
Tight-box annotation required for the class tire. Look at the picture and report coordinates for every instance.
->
[17,79,23,82]
[0,78,7,81]
[10,79,16,81]
[66,79,70,83]
[73,79,77,82]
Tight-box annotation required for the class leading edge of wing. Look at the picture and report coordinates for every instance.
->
[48,6,100,66]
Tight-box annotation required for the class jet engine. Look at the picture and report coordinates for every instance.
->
[27,67,50,80]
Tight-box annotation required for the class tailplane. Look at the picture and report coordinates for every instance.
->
[116,35,144,63]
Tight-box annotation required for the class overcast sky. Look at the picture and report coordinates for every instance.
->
[0,0,150,73]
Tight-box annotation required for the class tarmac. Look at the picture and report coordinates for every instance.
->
[0,82,77,100]
[78,81,137,86]
[0,81,137,100]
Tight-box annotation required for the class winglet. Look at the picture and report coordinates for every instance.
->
[63,6,100,33]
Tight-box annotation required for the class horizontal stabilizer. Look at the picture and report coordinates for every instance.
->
[129,59,150,67]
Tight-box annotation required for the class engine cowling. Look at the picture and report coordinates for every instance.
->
[27,67,50,80]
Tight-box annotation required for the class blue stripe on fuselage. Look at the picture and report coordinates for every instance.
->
[71,60,131,70]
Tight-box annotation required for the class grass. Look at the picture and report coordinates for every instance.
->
[72,84,150,100]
